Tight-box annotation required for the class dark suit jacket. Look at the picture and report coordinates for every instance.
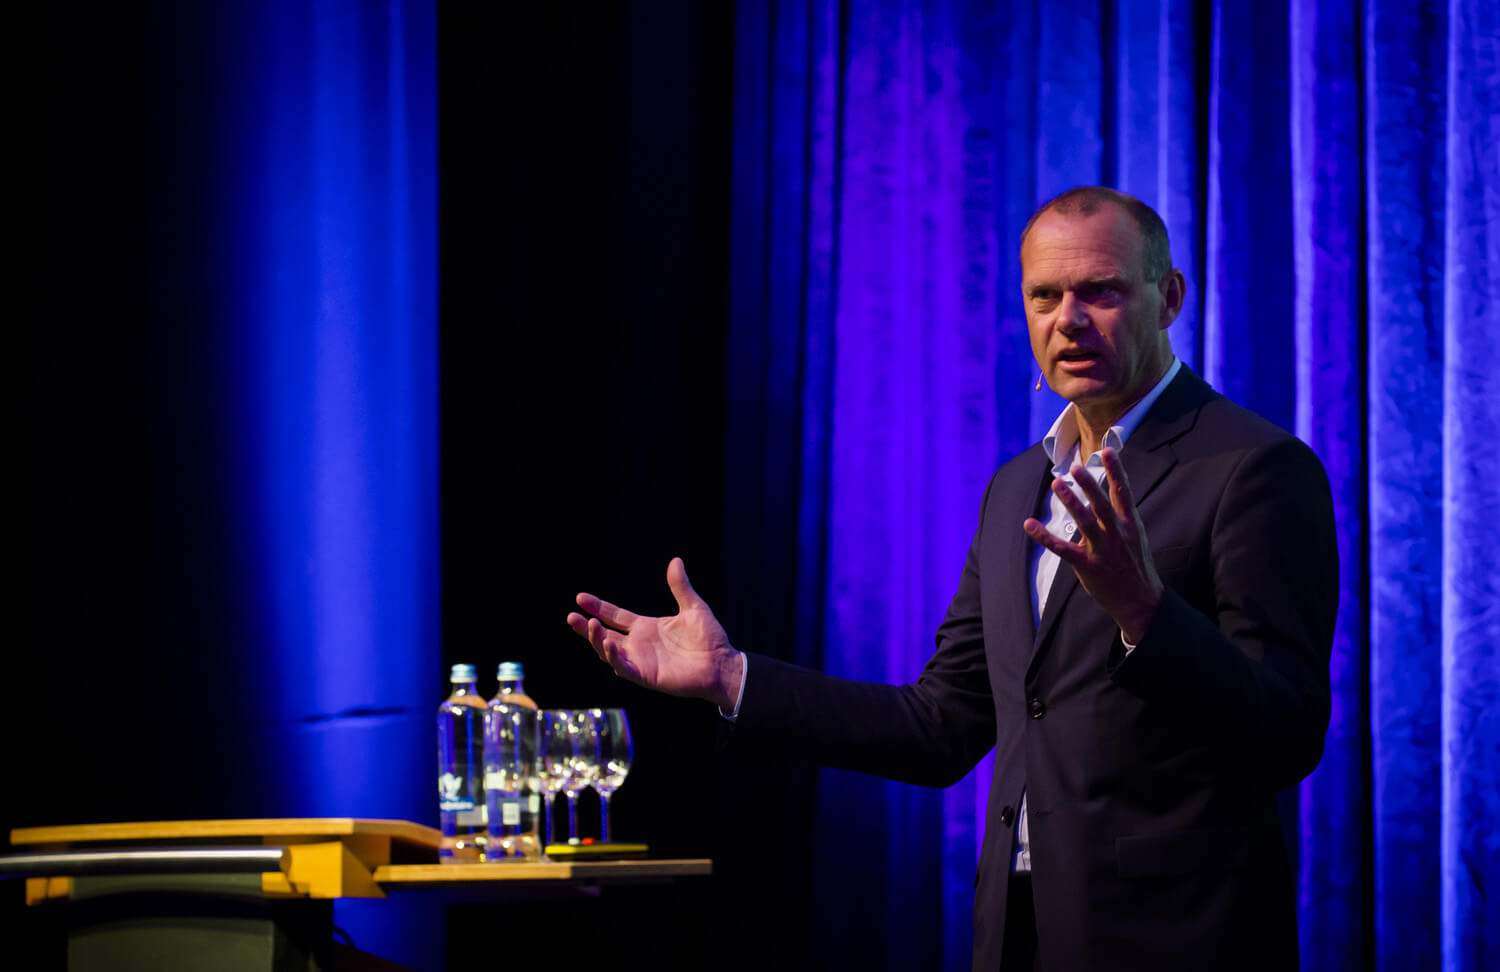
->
[735,367,1337,971]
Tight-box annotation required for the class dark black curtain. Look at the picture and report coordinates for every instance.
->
[437,3,767,967]
[13,3,793,970]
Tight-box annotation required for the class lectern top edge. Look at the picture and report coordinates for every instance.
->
[9,818,442,848]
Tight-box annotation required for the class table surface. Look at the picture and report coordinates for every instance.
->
[375,859,712,886]
[8,819,711,896]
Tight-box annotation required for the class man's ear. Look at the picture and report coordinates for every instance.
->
[1158,269,1186,329]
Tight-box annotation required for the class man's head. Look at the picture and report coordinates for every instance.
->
[1019,187,1185,426]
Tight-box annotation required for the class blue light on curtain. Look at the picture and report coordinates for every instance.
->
[213,0,439,823]
[817,4,995,963]
[1440,2,1500,966]
[1290,2,1368,967]
[1366,2,1447,963]
[1115,0,1204,373]
[195,0,439,960]
[726,1,1499,968]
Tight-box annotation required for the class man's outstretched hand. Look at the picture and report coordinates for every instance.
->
[566,557,744,711]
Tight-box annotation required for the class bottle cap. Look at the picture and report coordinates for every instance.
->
[450,663,478,681]
[497,662,525,680]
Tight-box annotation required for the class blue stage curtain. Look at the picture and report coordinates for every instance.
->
[1365,2,1448,967]
[153,0,440,962]
[1440,2,1500,968]
[1289,2,1368,967]
[725,1,1499,968]
[197,0,440,831]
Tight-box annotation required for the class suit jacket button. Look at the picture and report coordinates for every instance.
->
[1000,806,1015,827]
[1028,697,1046,719]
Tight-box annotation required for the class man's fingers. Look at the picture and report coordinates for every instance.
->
[575,592,639,632]
[567,612,630,674]
[588,617,639,675]
[1023,517,1086,563]
[1050,478,1105,544]
[587,618,612,657]
[1100,448,1136,519]
[666,557,705,612]
[1069,464,1118,530]
[588,622,645,683]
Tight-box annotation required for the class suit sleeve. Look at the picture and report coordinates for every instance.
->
[731,476,999,788]
[1108,435,1337,790]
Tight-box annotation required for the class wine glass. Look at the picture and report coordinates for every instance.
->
[562,709,601,843]
[538,710,575,852]
[589,708,633,843]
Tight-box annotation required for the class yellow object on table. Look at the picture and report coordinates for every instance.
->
[542,841,648,860]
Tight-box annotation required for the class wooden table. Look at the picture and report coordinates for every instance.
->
[13,818,442,903]
[7,819,711,970]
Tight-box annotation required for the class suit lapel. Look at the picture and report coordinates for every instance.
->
[1118,366,1206,505]
[1011,454,1052,642]
[1026,368,1211,665]
[1031,547,1079,664]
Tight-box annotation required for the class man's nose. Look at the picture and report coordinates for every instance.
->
[1057,292,1090,334]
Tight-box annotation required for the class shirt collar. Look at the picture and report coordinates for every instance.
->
[1042,357,1182,467]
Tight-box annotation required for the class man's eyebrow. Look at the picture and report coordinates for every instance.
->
[1023,274,1130,294]
[1077,274,1130,289]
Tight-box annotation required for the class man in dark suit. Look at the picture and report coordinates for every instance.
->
[567,187,1337,970]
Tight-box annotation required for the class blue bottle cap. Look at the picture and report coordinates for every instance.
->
[450,663,478,681]
[497,662,525,680]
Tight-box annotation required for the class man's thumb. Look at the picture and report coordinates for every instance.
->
[666,557,704,611]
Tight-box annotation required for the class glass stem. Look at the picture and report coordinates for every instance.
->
[543,794,555,848]
[567,792,579,843]
[600,792,612,844]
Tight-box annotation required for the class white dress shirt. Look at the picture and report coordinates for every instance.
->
[1012,356,1181,872]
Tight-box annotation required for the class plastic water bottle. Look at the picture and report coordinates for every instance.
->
[484,662,541,860]
[437,663,486,863]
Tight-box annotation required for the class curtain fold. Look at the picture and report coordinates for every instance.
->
[1365,1,1447,967]
[1440,3,1500,970]
[1290,2,1369,967]
[152,0,440,963]
[725,1,1498,967]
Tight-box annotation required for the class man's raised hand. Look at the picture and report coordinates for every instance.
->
[1022,447,1164,643]
[566,557,744,711]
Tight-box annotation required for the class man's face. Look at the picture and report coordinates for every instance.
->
[1021,205,1177,422]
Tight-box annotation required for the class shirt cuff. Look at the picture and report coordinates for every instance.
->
[718,651,747,721]
[1120,629,1138,655]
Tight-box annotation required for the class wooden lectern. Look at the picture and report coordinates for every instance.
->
[6,819,710,971]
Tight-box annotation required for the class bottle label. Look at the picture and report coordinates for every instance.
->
[455,808,485,827]
[501,801,521,827]
[528,794,541,814]
[439,773,474,811]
